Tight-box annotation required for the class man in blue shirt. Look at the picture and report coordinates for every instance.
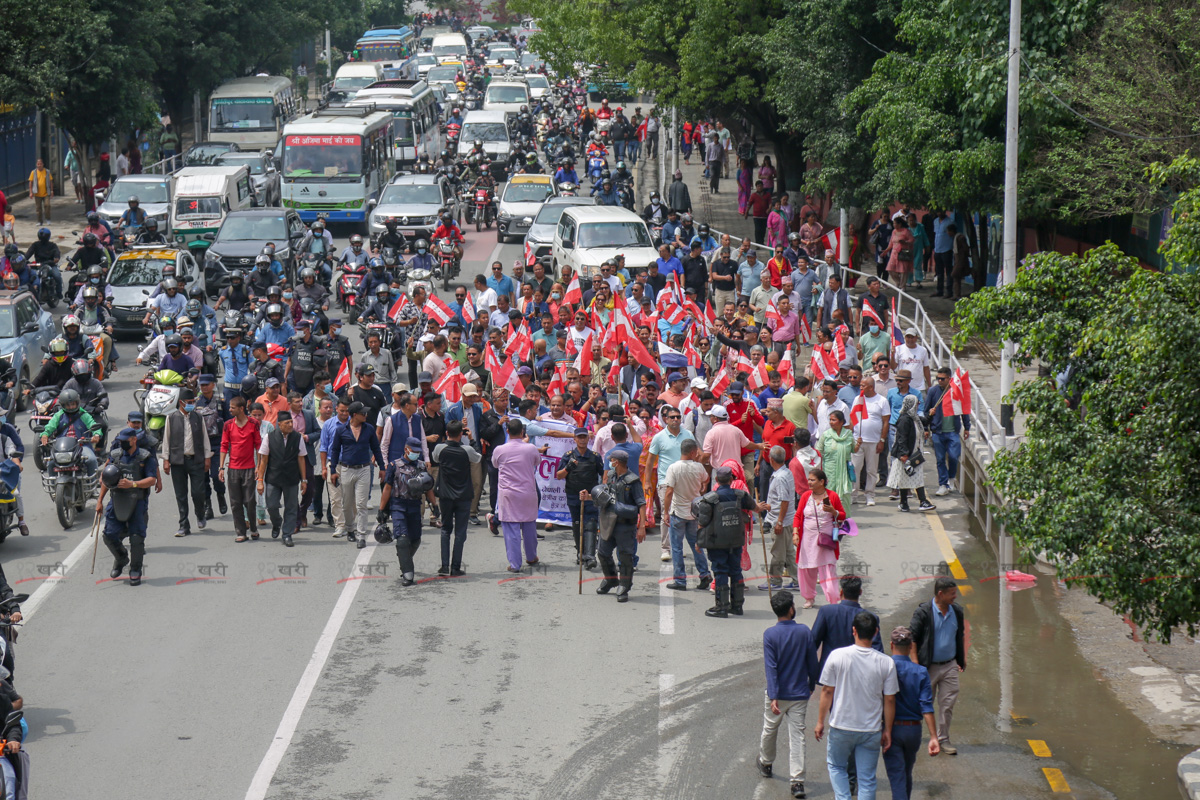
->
[486,261,516,305]
[757,590,819,798]
[655,244,683,281]
[603,423,642,478]
[736,249,764,301]
[883,626,940,798]
[328,400,385,548]
[908,577,965,755]
[931,210,954,298]
[319,398,350,537]
[885,369,922,451]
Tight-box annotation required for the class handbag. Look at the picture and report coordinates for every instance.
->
[812,495,838,550]
[898,246,914,261]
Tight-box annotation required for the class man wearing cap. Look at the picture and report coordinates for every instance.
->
[360,332,397,386]
[218,328,253,406]
[696,464,762,617]
[647,406,697,560]
[249,342,285,395]
[557,427,604,569]
[723,381,766,480]
[380,390,429,466]
[380,436,436,585]
[659,372,689,409]
[593,447,646,603]
[194,373,229,518]
[346,363,388,430]
[756,590,819,798]
[478,388,512,518]
[162,389,211,537]
[678,377,709,418]
[329,400,385,547]
[883,626,940,798]
[445,383,487,524]
[491,419,543,571]
[256,410,307,546]
[894,329,931,392]
[255,377,289,426]
[97,428,158,586]
[432,420,480,577]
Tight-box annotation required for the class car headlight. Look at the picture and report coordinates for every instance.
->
[176,234,187,244]
[373,215,386,225]
[205,250,220,264]
[498,212,512,221]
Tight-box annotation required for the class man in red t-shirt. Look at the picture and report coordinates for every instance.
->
[219,395,263,541]
[759,397,796,495]
[744,181,773,245]
[723,381,763,484]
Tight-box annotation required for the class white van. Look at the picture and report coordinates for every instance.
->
[552,206,659,281]
[170,165,254,253]
[483,80,530,115]
[459,109,513,164]
[330,63,385,99]
[431,33,470,63]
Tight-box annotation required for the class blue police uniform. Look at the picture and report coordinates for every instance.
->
[218,342,253,403]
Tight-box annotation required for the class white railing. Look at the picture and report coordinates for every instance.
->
[142,155,179,175]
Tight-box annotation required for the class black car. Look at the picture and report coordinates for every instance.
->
[203,209,306,293]
[183,141,241,167]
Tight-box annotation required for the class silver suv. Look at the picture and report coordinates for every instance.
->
[369,173,459,242]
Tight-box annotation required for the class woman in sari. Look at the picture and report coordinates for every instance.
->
[758,155,777,195]
[794,466,845,607]
[816,409,855,498]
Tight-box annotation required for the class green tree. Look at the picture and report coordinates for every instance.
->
[952,158,1200,640]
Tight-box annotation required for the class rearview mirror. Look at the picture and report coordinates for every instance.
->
[142,289,150,295]
[368,198,377,210]
[21,322,39,334]
[202,233,216,241]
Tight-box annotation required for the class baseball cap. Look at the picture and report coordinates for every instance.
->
[667,371,684,383]
[517,366,533,376]
[265,377,280,388]
[198,374,215,385]
[574,427,589,436]
[418,371,434,383]
[729,381,745,395]
[707,405,729,419]
[406,436,422,449]
[690,377,708,390]
[392,382,409,394]
[356,363,375,375]
[348,401,366,415]
[116,427,138,442]
[127,410,144,421]
[904,327,918,337]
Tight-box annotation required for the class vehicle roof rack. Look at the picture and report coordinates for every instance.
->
[366,79,423,90]
[313,104,376,117]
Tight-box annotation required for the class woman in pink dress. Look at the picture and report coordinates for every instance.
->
[736,157,754,215]
[883,216,916,289]
[794,466,845,608]
[765,196,788,249]
[758,155,777,195]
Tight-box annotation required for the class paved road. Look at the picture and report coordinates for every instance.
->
[3,185,1124,798]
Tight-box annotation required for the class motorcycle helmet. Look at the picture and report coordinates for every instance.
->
[384,218,398,230]
[375,283,390,299]
[188,285,205,301]
[616,161,626,171]
[788,231,801,244]
[698,223,710,235]
[407,471,434,494]
[127,196,140,207]
[312,220,325,232]
[255,254,272,271]
[62,314,80,331]
[71,358,90,377]
[37,227,51,243]
[681,213,693,225]
[373,522,394,544]
[145,218,159,232]
[602,179,613,190]
[370,257,385,271]
[473,138,483,149]
[162,264,177,279]
[600,169,611,181]
[266,285,282,300]
[440,149,450,159]
[86,211,100,225]
[230,270,245,286]
[159,315,177,331]
[649,191,660,201]
[300,267,317,283]
[164,334,183,351]
[161,278,178,293]
[349,234,364,249]
[185,299,202,319]
[87,265,105,284]
[525,153,537,164]
[415,239,429,255]
[266,303,285,326]
[82,232,99,247]
[101,463,123,489]
[240,374,258,395]
[82,286,100,302]
[49,337,69,363]
[59,388,81,414]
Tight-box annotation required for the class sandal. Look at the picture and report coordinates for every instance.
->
[250,532,260,540]
[236,535,247,543]
[802,600,815,609]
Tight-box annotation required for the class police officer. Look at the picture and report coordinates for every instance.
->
[431,420,480,577]
[285,319,324,395]
[556,427,603,570]
[325,318,353,389]
[592,448,645,603]
[378,436,435,586]
[218,328,253,405]
[694,465,762,618]
[250,341,285,394]
[194,374,229,517]
[97,428,158,586]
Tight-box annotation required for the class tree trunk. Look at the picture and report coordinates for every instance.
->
[975,213,989,289]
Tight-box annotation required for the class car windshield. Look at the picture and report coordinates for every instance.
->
[526,75,549,89]
[110,258,173,286]
[210,98,276,132]
[417,54,437,66]
[486,85,527,104]
[176,197,223,218]
[433,44,468,58]
[380,184,443,205]
[578,221,652,249]
[218,215,285,240]
[185,145,234,166]
[505,183,551,203]
[107,180,170,205]
[427,67,459,82]
[0,309,15,340]
[217,155,266,175]
[460,122,508,143]
[535,204,578,224]
[331,76,376,92]
[520,54,542,66]
[490,49,518,61]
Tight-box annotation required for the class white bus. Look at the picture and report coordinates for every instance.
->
[350,80,442,166]
[280,106,395,229]
[208,76,298,149]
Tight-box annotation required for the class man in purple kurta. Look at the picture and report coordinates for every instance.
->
[491,419,543,570]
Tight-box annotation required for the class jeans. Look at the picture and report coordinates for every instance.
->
[827,726,882,800]
[882,723,922,799]
[708,546,743,589]
[933,250,952,295]
[47,263,63,297]
[668,514,710,585]
[439,497,471,569]
[614,140,626,161]
[626,139,641,163]
[759,692,808,781]
[0,754,14,800]
[265,481,299,536]
[930,430,961,487]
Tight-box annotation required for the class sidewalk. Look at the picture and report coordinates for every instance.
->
[5,193,82,251]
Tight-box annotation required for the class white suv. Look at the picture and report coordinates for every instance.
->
[551,206,659,281]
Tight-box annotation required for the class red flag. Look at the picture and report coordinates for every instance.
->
[684,326,703,369]
[735,352,754,377]
[747,360,770,391]
[709,364,731,398]
[704,299,717,327]
[547,362,568,397]
[890,296,904,346]
[778,347,794,385]
[332,357,351,392]
[433,363,466,404]
[800,312,812,344]
[574,332,594,376]
[810,348,839,381]
[822,227,840,258]
[609,305,658,372]
[606,357,622,388]
[504,321,532,363]
[849,390,868,429]
[765,298,781,330]
[860,301,885,330]
[523,241,538,267]
[492,359,525,398]
[484,342,503,372]
[833,328,847,363]
[424,294,453,326]
[388,293,411,322]
[564,273,582,305]
[460,294,477,326]
[942,368,972,416]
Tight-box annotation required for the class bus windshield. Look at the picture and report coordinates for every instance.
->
[392,115,414,143]
[283,135,363,180]
[211,98,276,132]
[358,42,404,62]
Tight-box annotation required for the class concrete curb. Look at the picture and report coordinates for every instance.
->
[1179,748,1200,799]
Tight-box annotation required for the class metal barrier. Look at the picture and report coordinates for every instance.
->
[142,155,178,175]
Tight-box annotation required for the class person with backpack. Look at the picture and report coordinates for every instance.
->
[590,449,645,604]
[694,464,766,618]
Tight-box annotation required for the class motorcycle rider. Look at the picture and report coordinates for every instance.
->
[431,212,465,263]
[144,275,186,323]
[137,317,200,366]
[39,387,102,478]
[554,158,578,186]
[642,190,668,226]
[29,337,74,391]
[357,257,396,305]
[83,211,116,256]
[214,269,252,312]
[519,152,544,175]
[596,98,613,122]
[0,418,30,537]
[252,285,285,328]
[217,327,253,405]
[613,160,634,188]
[134,217,168,245]
[62,358,109,434]
[68,232,112,274]
[360,283,396,326]
[374,219,408,257]
[434,149,456,170]
[691,222,718,253]
[160,333,196,375]
[674,213,698,252]
[593,178,620,207]
[73,264,113,306]
[257,303,296,346]
[1,254,38,295]
[60,314,95,362]
[248,254,282,300]
[297,220,335,283]
[406,239,436,275]
[74,286,117,373]
[340,234,370,274]
[294,267,330,311]
[447,107,465,127]
[25,227,63,300]
[146,263,183,300]
[97,429,158,587]
[118,196,148,233]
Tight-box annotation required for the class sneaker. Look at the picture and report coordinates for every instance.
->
[469,515,482,526]
[660,551,671,562]
[175,529,189,537]
[332,530,345,538]
[665,581,687,591]
[197,518,207,530]
[790,781,806,798]
[866,496,876,507]
[935,485,950,497]
[940,741,957,755]
[782,580,799,589]
[756,758,772,778]
[919,501,937,511]
[889,493,900,501]
[757,582,781,591]
[898,505,911,513]
[949,479,959,493]
[437,565,450,576]
[450,568,466,577]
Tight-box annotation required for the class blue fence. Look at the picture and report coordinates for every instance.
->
[0,108,37,196]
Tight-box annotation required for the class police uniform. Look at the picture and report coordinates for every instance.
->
[286,324,325,394]
[382,439,431,584]
[194,377,230,517]
[103,432,158,586]
[695,481,757,617]
[559,439,603,567]
[595,466,645,600]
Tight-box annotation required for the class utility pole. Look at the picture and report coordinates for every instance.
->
[671,106,679,178]
[999,0,1021,442]
[839,207,849,279]
[326,25,333,93]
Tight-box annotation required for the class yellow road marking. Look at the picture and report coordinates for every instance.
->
[958,584,974,596]
[1028,739,1052,757]
[1042,767,1070,792]
[926,512,968,580]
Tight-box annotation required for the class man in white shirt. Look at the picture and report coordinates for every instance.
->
[894,328,932,392]
[422,335,449,382]
[473,274,498,317]
[849,377,890,507]
[815,380,848,438]
[568,309,595,353]
[816,612,899,800]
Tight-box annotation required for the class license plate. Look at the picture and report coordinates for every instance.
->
[316,212,330,219]
[402,230,419,238]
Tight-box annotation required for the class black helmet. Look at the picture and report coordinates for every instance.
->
[82,232,98,247]
[698,223,710,235]
[71,358,90,377]
[60,388,81,414]
[159,314,176,330]
[407,471,434,494]
[312,219,325,231]
[373,522,394,544]
[145,218,159,232]
[127,195,140,206]
[231,270,244,285]
[189,285,204,300]
[299,297,317,314]
[86,211,99,224]
[601,169,611,180]
[240,374,257,393]
[101,463,123,488]
[300,267,316,283]
[165,334,183,350]
[384,218,397,230]
[474,138,483,148]
[37,227,51,243]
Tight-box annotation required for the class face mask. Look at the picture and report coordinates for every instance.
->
[283,292,294,300]
[406,451,419,461]
[418,248,427,255]
[869,325,880,335]
[184,404,195,413]
[90,277,100,284]
[551,292,561,300]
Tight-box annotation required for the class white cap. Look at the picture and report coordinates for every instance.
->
[690,377,709,390]
[904,327,918,337]
[706,405,729,419]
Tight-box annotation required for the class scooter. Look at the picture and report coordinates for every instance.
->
[337,264,368,317]
[79,322,109,379]
[136,368,184,431]
[587,153,607,184]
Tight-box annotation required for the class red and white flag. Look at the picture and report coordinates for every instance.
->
[504,321,532,364]
[764,298,782,330]
[860,300,885,330]
[735,352,754,377]
[424,294,453,326]
[606,357,623,388]
[492,359,526,398]
[810,347,840,381]
[607,305,658,372]
[849,390,868,429]
[942,368,972,416]
[433,363,466,404]
[778,347,794,384]
[564,273,582,305]
[484,342,504,372]
[574,332,594,376]
[523,240,538,267]
[709,364,731,399]
[747,360,770,392]
[332,358,351,392]
[547,362,568,397]
[822,227,840,258]
[460,294,477,326]
[684,326,703,369]
[388,293,411,322]
[833,328,847,363]
[800,312,812,344]
[890,296,904,346]
[704,299,717,328]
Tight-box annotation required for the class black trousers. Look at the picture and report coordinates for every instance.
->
[439,497,471,570]
[309,469,326,520]
[170,454,207,532]
[753,216,768,245]
[933,250,952,294]
[486,455,499,514]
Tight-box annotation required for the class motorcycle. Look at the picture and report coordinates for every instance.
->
[587,153,607,184]
[0,461,20,544]
[135,368,184,431]
[79,322,108,379]
[337,264,368,316]
[27,260,61,310]
[473,188,495,231]
[0,709,26,799]
[404,263,435,299]
[556,181,578,197]
[40,435,100,529]
[436,238,458,291]
[616,182,634,211]
[22,382,58,472]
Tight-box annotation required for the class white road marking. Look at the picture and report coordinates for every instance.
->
[657,672,676,790]
[21,522,98,621]
[659,562,674,635]
[244,543,377,800]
